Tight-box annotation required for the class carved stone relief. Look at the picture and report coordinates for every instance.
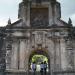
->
[30,8,49,27]
[6,38,13,69]
[31,31,48,48]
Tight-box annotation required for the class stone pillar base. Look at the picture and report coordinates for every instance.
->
[53,71,75,75]
[5,72,27,75]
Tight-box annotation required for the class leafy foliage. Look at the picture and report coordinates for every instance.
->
[32,55,48,64]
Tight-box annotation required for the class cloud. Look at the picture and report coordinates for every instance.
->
[0,17,19,26]
[0,0,22,26]
[0,19,7,27]
[58,0,75,16]
[0,0,22,14]
[57,0,75,26]
[0,0,21,4]
[0,0,75,26]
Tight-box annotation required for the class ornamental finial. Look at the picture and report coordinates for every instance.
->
[8,18,11,25]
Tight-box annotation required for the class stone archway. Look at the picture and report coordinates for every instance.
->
[28,49,51,73]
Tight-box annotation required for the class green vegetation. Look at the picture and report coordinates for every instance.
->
[31,55,48,64]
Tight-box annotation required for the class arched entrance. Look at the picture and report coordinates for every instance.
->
[28,50,50,73]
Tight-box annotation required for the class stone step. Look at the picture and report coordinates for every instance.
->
[5,72,50,75]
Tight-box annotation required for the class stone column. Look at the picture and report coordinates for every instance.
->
[47,39,54,72]
[19,39,29,72]
[26,6,30,27]
[24,50,29,72]
[55,39,61,71]
[73,40,75,70]
[60,38,67,70]
[11,40,18,69]
[53,39,57,71]
[49,3,53,26]
[19,39,26,70]
[24,39,29,72]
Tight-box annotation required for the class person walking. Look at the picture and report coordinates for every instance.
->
[43,61,47,75]
[40,62,44,75]
[32,62,36,75]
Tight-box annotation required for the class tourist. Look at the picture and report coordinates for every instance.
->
[32,62,36,75]
[43,61,47,75]
[40,62,44,75]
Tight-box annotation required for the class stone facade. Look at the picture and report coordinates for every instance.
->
[0,0,75,75]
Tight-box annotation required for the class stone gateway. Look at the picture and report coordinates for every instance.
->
[0,0,75,75]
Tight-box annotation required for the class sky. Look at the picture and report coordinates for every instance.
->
[0,0,75,26]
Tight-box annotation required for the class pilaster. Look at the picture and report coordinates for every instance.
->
[19,39,26,70]
[60,38,67,70]
[11,39,19,69]
[49,2,53,26]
